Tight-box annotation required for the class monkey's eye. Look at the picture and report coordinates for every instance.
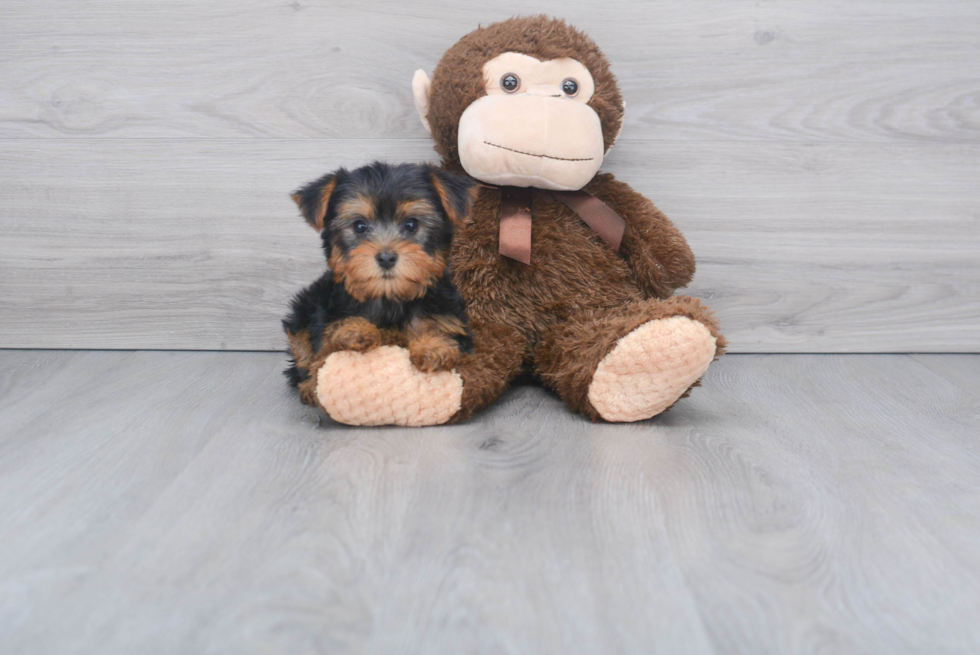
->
[500,73,521,93]
[352,219,369,234]
[403,218,419,234]
[562,78,579,97]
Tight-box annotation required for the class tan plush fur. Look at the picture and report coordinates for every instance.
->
[317,346,463,427]
[587,316,718,421]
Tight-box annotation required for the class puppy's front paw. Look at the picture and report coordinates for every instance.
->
[409,335,461,373]
[331,318,381,353]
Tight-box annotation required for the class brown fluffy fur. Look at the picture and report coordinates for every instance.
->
[450,321,526,423]
[444,180,726,422]
[421,16,726,422]
[536,296,727,421]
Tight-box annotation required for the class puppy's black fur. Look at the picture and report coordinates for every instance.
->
[283,161,476,389]
[282,273,473,385]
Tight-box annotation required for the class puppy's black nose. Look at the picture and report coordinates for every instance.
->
[375,249,398,270]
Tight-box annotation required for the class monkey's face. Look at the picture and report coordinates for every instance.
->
[456,53,605,191]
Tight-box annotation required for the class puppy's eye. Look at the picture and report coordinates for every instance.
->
[352,219,369,234]
[403,218,419,234]
[500,73,520,93]
[562,78,579,97]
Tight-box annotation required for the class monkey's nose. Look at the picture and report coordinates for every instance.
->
[375,249,398,270]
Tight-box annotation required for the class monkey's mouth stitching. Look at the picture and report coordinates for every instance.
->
[483,141,593,162]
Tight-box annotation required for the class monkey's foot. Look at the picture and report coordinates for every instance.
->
[587,316,716,422]
[316,346,462,427]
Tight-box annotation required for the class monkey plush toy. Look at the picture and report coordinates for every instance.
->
[306,15,726,426]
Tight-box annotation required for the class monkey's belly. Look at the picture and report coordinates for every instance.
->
[452,225,645,344]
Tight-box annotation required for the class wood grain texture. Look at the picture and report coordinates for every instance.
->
[909,354,980,397]
[1,1,978,352]
[0,1,977,142]
[1,351,978,653]
[1,139,977,352]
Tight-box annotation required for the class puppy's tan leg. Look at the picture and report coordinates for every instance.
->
[408,333,461,373]
[407,316,468,373]
[328,316,382,353]
[287,318,380,408]
[285,328,320,407]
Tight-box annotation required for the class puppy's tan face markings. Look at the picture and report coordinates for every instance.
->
[335,193,377,227]
[395,198,436,220]
[334,195,441,246]
[330,242,445,302]
[328,193,449,302]
[393,198,445,244]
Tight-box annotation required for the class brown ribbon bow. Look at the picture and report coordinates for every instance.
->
[498,186,626,265]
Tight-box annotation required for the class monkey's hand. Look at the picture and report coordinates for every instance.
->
[589,175,697,299]
[621,217,697,299]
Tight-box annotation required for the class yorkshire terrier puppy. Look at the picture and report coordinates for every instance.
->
[283,161,477,407]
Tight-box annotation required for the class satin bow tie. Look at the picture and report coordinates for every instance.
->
[497,186,626,265]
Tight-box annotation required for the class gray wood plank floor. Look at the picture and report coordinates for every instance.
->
[1,351,978,654]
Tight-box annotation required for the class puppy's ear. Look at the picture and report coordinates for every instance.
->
[428,167,478,228]
[291,169,347,232]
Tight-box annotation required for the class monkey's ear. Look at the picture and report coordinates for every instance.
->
[429,167,478,228]
[412,69,432,135]
[291,169,345,232]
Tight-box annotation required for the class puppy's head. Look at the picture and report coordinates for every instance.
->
[292,161,477,302]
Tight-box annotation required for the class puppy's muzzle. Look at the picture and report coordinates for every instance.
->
[375,249,398,271]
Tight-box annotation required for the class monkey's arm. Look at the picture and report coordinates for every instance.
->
[587,174,696,299]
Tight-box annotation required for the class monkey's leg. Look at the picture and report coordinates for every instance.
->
[447,321,525,424]
[535,296,726,422]
[312,321,523,427]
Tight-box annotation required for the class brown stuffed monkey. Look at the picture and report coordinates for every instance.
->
[302,15,726,426]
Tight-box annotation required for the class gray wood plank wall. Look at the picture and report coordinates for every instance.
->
[1,1,978,352]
